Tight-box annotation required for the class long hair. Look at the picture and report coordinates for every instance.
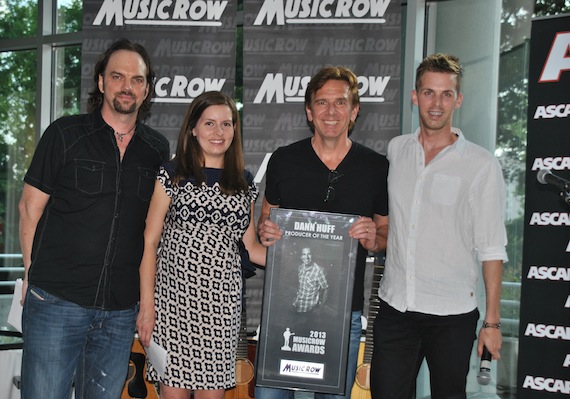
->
[173,91,247,195]
[87,38,155,121]
[415,53,463,93]
[304,66,360,135]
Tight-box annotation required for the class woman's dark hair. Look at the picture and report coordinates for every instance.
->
[87,38,155,121]
[173,91,248,195]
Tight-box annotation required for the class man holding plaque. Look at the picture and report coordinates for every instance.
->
[256,66,389,399]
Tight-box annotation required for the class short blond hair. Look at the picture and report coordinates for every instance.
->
[415,53,463,92]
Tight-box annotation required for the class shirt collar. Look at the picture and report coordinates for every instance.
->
[92,109,108,132]
[92,109,140,137]
[451,127,467,155]
[412,127,467,156]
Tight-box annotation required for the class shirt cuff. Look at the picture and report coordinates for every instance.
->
[477,246,508,263]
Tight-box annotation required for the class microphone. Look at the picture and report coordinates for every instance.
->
[477,346,492,385]
[537,169,570,191]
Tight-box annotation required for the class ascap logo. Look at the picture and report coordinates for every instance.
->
[524,323,570,340]
[153,76,225,103]
[531,156,570,171]
[522,375,570,394]
[254,0,392,25]
[93,0,228,27]
[529,212,570,226]
[533,103,570,119]
[539,32,570,83]
[527,266,570,281]
[253,73,390,103]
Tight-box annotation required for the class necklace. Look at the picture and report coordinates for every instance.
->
[114,125,136,142]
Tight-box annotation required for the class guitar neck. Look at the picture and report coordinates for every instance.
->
[363,263,384,364]
[236,308,249,359]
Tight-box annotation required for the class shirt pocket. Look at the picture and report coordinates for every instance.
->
[74,159,105,195]
[430,173,461,206]
[137,167,156,201]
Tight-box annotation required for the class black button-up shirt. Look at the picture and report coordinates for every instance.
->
[25,111,170,309]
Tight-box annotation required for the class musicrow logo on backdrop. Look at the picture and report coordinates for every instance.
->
[253,73,391,103]
[254,0,392,25]
[153,76,226,103]
[150,38,234,103]
[92,0,229,26]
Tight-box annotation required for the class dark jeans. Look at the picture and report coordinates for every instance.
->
[370,300,478,399]
[21,285,138,399]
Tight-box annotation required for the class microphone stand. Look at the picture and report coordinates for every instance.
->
[559,183,570,206]
[536,170,570,206]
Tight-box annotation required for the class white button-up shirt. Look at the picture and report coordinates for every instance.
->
[379,128,508,315]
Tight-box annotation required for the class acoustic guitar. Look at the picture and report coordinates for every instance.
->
[225,291,256,399]
[351,256,384,399]
[121,337,159,399]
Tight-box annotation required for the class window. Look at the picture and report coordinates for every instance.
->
[0,0,82,343]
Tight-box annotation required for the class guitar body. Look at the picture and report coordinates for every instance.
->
[225,355,255,399]
[121,338,159,399]
[235,358,255,385]
[351,256,384,399]
[350,342,371,399]
[355,362,371,390]
[247,341,257,398]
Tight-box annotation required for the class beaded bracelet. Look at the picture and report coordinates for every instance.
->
[482,321,501,329]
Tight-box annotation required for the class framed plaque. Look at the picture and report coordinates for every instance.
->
[255,208,359,394]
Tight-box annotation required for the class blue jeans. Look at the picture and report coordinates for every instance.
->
[21,285,138,399]
[255,310,362,399]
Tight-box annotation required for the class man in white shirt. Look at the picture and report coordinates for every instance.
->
[371,53,508,398]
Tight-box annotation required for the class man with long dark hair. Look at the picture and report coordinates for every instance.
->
[18,38,169,399]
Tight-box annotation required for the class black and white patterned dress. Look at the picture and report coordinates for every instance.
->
[147,164,258,390]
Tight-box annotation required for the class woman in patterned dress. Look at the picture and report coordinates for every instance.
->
[136,91,266,399]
